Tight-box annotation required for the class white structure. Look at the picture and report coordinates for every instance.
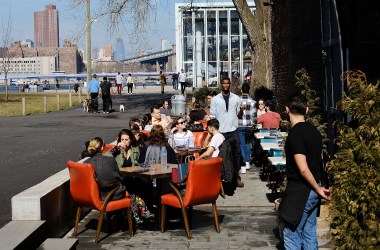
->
[175,2,255,88]
[161,38,171,51]
[0,56,57,75]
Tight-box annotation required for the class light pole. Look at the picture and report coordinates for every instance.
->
[86,0,91,90]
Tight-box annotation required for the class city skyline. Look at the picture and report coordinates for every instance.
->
[0,0,191,57]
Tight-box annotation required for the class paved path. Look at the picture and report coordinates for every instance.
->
[0,86,179,228]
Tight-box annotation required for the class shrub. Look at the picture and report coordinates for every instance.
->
[327,70,380,249]
[193,86,212,107]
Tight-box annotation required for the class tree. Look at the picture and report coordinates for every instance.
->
[327,70,380,249]
[0,9,14,101]
[232,0,272,89]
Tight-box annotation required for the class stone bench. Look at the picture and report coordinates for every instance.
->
[0,220,46,250]
[37,238,78,250]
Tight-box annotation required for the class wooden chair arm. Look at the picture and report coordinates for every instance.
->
[168,181,185,207]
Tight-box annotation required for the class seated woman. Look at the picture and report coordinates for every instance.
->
[196,119,225,160]
[131,125,148,148]
[105,129,140,168]
[169,118,195,149]
[85,137,153,224]
[139,124,178,164]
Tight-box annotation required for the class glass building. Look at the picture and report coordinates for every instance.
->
[175,2,255,88]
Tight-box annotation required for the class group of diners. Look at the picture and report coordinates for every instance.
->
[79,106,226,225]
[78,77,284,226]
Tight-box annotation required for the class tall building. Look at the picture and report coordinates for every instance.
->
[103,45,113,61]
[175,2,255,88]
[114,38,126,61]
[34,4,59,48]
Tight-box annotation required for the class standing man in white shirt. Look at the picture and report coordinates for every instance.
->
[210,76,244,187]
[178,69,187,95]
[115,72,123,95]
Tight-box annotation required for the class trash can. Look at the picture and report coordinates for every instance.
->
[171,95,186,116]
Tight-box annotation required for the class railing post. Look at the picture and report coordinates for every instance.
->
[44,96,47,113]
[79,87,82,103]
[22,98,26,116]
[57,95,60,111]
[69,92,72,107]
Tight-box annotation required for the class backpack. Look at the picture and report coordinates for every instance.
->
[100,81,110,95]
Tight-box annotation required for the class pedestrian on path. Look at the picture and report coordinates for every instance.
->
[88,74,100,112]
[116,72,123,94]
[100,77,114,114]
[126,73,134,94]
[160,71,166,94]
[179,69,187,95]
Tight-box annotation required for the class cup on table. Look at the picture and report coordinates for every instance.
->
[149,157,156,168]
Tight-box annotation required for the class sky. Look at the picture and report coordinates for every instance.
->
[0,0,219,57]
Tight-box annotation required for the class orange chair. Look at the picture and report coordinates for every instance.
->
[140,130,150,137]
[160,157,222,239]
[67,161,133,243]
[101,143,115,154]
[192,131,209,159]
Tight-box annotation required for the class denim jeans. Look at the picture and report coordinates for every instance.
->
[237,127,252,163]
[283,189,319,250]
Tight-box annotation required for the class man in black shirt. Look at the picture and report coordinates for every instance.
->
[279,93,330,249]
[100,77,113,114]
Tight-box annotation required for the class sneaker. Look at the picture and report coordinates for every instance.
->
[246,162,250,170]
[240,166,247,174]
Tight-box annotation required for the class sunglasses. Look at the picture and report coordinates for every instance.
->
[178,121,185,125]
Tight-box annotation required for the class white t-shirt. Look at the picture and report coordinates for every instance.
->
[209,133,225,157]
[116,74,123,84]
[172,130,194,148]
[127,76,133,84]
[179,72,187,82]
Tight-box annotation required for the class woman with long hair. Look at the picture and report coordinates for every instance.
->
[169,118,195,149]
[105,129,141,168]
[139,124,178,164]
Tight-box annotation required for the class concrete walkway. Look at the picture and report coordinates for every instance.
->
[64,165,285,249]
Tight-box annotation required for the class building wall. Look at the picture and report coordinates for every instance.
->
[7,40,83,74]
[271,0,323,111]
[34,5,59,48]
[0,56,56,75]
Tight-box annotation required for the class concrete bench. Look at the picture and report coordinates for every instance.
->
[0,220,46,250]
[37,238,78,250]
[11,158,90,238]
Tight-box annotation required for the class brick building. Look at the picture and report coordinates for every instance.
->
[8,40,83,74]
[271,0,380,152]
[34,4,59,48]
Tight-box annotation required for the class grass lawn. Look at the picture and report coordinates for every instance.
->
[0,92,86,116]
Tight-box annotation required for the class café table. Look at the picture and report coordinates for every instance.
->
[254,131,288,139]
[120,163,178,229]
[174,147,204,163]
[268,156,286,165]
[260,142,283,151]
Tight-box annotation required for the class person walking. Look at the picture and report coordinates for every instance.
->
[88,74,100,112]
[160,71,166,94]
[237,83,256,173]
[172,72,178,90]
[210,76,244,187]
[100,77,114,114]
[126,73,133,94]
[279,93,331,249]
[115,72,123,94]
[178,69,187,95]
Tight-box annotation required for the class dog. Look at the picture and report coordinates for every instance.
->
[82,98,90,112]
[119,104,125,112]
